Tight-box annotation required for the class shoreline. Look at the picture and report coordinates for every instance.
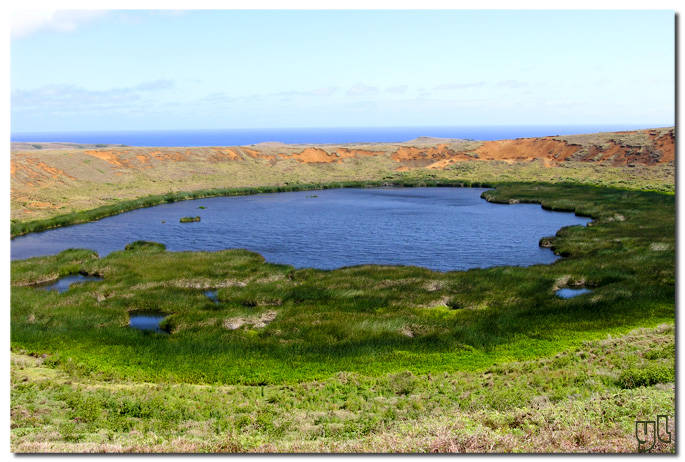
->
[11,183,594,267]
[10,179,493,238]
[11,176,673,241]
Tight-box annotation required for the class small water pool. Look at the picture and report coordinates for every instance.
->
[205,290,219,304]
[556,288,592,299]
[35,274,103,294]
[129,310,168,333]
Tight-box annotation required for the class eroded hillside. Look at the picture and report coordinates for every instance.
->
[10,127,675,221]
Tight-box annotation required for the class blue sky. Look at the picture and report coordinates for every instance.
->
[10,9,675,132]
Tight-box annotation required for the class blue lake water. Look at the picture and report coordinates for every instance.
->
[10,125,652,147]
[10,188,592,272]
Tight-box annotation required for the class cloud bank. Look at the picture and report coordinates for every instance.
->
[12,10,108,39]
[12,80,175,110]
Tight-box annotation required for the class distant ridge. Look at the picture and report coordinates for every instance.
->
[401,136,466,144]
[252,141,287,147]
[10,126,674,221]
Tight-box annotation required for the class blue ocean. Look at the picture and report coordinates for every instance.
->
[9,124,660,147]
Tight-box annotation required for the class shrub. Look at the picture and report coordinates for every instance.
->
[388,371,417,396]
[618,364,674,389]
[124,241,166,252]
[180,216,201,223]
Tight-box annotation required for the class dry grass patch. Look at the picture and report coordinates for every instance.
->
[224,311,278,330]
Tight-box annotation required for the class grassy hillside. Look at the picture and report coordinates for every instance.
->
[10,324,674,452]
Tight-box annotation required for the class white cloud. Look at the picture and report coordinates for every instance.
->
[13,84,137,108]
[308,86,337,96]
[201,92,231,103]
[12,80,175,110]
[11,10,109,39]
[134,79,175,91]
[385,85,408,94]
[495,79,528,89]
[346,82,379,96]
[273,86,338,97]
[198,92,263,106]
[433,82,485,91]
[416,87,431,98]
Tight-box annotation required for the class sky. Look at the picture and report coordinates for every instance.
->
[9,9,676,133]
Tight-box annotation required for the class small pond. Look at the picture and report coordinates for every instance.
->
[556,288,592,299]
[129,310,168,333]
[35,274,103,294]
[11,188,592,271]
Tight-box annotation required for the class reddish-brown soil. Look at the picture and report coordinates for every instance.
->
[472,138,579,162]
[9,127,675,193]
[649,129,675,162]
[10,154,76,186]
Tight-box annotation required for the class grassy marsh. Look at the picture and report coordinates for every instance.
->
[10,182,675,452]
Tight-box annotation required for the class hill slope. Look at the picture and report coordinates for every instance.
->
[10,127,674,221]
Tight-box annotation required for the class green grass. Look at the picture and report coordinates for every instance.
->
[10,324,674,452]
[11,183,674,385]
[10,182,675,452]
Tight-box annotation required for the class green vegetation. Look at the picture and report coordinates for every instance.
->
[124,241,167,252]
[10,324,674,452]
[179,216,201,223]
[10,182,675,452]
[11,183,674,381]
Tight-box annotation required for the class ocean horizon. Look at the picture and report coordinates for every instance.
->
[10,124,669,148]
